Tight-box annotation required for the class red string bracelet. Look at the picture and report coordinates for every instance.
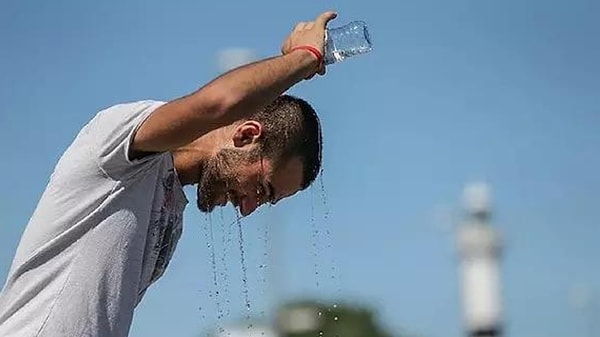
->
[290,45,323,66]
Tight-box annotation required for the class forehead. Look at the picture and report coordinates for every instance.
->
[265,156,304,202]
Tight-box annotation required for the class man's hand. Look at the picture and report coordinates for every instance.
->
[281,11,337,77]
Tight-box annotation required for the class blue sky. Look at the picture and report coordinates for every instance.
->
[1,0,599,336]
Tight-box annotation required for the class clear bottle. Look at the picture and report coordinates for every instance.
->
[324,21,373,65]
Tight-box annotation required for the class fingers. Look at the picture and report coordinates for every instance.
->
[282,11,338,79]
[294,11,336,34]
[294,21,317,32]
[294,22,309,31]
[315,11,337,28]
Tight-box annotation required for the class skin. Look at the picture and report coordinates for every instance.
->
[131,11,337,217]
[171,121,304,216]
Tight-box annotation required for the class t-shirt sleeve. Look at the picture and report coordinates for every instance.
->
[86,100,168,180]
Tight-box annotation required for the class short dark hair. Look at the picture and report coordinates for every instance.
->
[250,94,322,190]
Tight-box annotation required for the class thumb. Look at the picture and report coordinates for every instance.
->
[315,11,337,28]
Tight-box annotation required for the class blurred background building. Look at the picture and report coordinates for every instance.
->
[457,183,503,337]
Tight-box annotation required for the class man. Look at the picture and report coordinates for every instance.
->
[0,11,337,337]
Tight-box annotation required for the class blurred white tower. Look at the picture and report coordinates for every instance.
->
[457,182,504,337]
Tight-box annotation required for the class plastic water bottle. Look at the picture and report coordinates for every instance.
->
[324,21,373,65]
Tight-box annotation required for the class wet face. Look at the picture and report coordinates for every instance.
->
[196,148,305,217]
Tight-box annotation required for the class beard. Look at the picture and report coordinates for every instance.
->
[196,148,256,213]
[196,162,227,213]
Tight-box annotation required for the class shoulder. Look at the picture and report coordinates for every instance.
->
[96,100,168,119]
[87,99,169,179]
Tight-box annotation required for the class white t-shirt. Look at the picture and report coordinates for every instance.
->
[0,101,189,337]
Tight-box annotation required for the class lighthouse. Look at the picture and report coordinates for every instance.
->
[457,182,504,337]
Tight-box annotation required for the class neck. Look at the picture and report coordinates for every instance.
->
[172,131,224,186]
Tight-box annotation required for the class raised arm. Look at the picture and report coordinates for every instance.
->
[132,11,337,155]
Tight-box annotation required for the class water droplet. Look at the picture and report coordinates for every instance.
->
[310,186,322,289]
[236,213,252,322]
[218,207,231,319]
[333,304,337,308]
[319,171,342,299]
[318,311,322,317]
[334,316,339,321]
[319,170,329,220]
[206,214,225,330]
[319,331,324,336]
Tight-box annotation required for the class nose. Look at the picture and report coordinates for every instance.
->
[240,195,262,217]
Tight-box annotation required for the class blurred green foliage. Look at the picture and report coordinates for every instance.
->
[277,300,396,337]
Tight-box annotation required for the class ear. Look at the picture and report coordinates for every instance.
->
[232,120,263,148]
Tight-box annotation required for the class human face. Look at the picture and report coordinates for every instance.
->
[197,149,305,217]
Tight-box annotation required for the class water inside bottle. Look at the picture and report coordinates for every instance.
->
[325,21,372,65]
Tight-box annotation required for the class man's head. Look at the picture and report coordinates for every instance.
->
[196,95,322,216]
